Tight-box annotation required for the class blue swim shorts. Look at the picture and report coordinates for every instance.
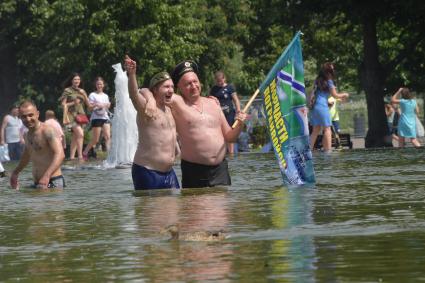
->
[131,163,180,190]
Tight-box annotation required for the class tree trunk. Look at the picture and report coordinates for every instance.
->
[0,44,19,116]
[360,16,393,148]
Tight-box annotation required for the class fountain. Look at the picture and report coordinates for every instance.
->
[104,63,138,168]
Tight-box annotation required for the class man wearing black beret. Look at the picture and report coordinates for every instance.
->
[169,60,247,188]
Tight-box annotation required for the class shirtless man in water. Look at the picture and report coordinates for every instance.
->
[125,55,180,190]
[141,60,247,188]
[10,101,65,189]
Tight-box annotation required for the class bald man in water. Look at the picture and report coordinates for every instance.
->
[10,101,65,189]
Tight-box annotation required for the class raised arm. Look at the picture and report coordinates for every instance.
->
[124,55,150,114]
[37,126,65,188]
[391,88,403,104]
[138,88,158,118]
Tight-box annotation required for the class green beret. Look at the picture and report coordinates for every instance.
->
[149,71,172,89]
[171,60,199,85]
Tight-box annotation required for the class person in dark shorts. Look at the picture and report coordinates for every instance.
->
[210,71,241,154]
[83,77,111,160]
[32,175,66,189]
[10,101,65,190]
[170,61,246,188]
[180,159,231,188]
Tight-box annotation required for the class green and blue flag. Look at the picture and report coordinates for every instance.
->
[260,32,315,186]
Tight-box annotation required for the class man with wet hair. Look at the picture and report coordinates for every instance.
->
[10,101,65,189]
[125,55,180,190]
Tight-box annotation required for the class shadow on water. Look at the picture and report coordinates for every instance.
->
[1,148,425,281]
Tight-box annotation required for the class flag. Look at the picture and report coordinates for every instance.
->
[261,32,315,186]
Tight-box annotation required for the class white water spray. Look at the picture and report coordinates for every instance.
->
[104,63,138,168]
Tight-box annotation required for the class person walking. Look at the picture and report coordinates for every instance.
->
[59,73,90,161]
[391,87,421,148]
[309,62,349,152]
[82,77,111,160]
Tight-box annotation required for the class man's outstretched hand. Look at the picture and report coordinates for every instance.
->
[124,55,136,75]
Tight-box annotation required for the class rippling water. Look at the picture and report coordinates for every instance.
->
[1,148,425,282]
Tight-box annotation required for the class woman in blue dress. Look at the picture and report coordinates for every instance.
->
[391,87,421,148]
[309,63,349,152]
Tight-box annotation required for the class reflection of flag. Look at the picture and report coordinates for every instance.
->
[261,32,315,186]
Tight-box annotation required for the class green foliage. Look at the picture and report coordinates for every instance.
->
[1,0,249,113]
[1,0,425,139]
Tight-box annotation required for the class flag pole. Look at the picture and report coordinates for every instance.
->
[232,88,260,128]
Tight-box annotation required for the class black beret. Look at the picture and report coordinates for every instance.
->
[171,60,199,85]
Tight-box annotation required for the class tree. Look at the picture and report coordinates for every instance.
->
[0,0,249,115]
[238,0,425,147]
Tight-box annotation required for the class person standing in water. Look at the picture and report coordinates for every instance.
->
[10,101,65,189]
[1,105,25,161]
[82,77,111,160]
[124,55,180,190]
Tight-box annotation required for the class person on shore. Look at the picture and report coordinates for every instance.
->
[309,62,349,152]
[59,73,90,161]
[209,71,242,154]
[44,110,66,149]
[1,105,25,161]
[82,77,111,160]
[10,101,65,189]
[124,55,180,190]
[141,60,247,188]
[391,87,421,148]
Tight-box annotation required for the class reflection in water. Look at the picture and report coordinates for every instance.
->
[133,189,232,282]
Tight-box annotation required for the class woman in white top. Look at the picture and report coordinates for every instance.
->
[83,77,111,160]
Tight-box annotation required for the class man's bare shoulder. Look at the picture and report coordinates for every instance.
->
[204,96,222,110]
[41,123,57,141]
[205,95,220,106]
[172,94,185,103]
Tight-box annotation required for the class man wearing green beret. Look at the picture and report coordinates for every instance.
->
[125,55,180,190]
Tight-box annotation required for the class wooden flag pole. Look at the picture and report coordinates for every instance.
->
[232,88,260,128]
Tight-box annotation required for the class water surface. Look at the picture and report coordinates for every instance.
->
[1,148,425,282]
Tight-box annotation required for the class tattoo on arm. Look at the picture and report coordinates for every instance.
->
[45,128,55,141]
